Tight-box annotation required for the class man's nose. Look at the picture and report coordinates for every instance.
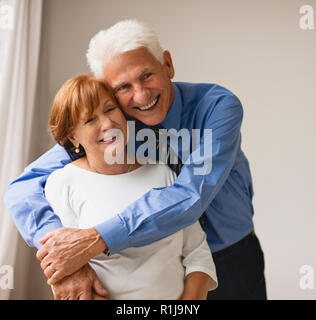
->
[133,84,151,106]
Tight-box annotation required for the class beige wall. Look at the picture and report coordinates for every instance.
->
[13,0,316,299]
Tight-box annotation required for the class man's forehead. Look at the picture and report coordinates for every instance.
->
[103,48,161,82]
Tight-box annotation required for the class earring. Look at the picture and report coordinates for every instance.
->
[75,147,80,154]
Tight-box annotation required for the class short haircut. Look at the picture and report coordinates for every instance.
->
[86,19,164,78]
[49,74,110,156]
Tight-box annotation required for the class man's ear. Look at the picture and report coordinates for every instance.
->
[163,50,175,79]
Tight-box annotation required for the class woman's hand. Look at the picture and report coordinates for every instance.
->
[52,263,109,300]
[36,227,107,285]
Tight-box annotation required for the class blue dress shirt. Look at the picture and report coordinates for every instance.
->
[4,82,254,253]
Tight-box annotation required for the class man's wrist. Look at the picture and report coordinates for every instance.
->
[94,215,129,255]
[89,228,108,256]
[34,221,64,249]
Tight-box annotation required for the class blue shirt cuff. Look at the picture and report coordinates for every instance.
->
[94,215,129,255]
[33,221,64,249]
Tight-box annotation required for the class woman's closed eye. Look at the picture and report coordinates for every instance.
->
[84,117,95,124]
[104,106,116,113]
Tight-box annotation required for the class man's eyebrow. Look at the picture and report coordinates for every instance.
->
[113,82,128,91]
[139,68,152,76]
[112,68,153,90]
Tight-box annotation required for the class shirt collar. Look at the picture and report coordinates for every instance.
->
[160,83,181,131]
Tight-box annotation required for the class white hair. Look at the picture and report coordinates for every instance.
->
[86,20,164,78]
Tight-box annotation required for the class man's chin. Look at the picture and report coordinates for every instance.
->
[131,110,167,126]
[135,116,164,126]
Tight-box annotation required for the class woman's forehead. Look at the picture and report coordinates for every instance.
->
[79,88,115,117]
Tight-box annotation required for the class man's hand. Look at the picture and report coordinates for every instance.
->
[36,227,107,285]
[52,263,109,300]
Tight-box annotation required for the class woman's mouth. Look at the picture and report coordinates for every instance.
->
[99,136,117,144]
[135,95,160,111]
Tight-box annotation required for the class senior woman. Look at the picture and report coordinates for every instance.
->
[45,74,217,300]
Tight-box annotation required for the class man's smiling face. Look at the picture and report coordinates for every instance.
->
[103,47,175,126]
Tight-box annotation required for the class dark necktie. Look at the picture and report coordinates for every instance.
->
[150,124,206,227]
[150,124,183,175]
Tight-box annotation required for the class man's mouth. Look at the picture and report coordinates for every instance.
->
[135,95,160,111]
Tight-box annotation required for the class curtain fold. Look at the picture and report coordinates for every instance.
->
[0,0,42,300]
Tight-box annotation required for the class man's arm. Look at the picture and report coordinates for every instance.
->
[3,144,73,248]
[37,94,243,285]
[97,94,243,253]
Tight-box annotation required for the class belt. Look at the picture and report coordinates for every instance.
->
[212,231,255,259]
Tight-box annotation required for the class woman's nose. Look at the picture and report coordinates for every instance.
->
[100,115,113,131]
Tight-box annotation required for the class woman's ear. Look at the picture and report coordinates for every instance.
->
[68,134,79,148]
[163,50,175,79]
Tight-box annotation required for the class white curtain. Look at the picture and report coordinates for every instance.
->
[0,0,42,300]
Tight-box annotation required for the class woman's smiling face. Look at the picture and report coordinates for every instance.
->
[69,87,128,162]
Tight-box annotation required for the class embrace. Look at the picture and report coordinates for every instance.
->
[4,20,266,300]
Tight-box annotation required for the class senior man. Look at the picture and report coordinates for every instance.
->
[4,20,266,300]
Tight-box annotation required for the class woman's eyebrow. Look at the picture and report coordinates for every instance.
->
[103,100,115,108]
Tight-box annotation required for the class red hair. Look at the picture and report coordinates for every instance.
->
[49,74,111,155]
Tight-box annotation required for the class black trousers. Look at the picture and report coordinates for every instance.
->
[207,232,267,300]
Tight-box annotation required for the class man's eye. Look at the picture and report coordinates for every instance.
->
[117,84,129,92]
[143,73,152,80]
